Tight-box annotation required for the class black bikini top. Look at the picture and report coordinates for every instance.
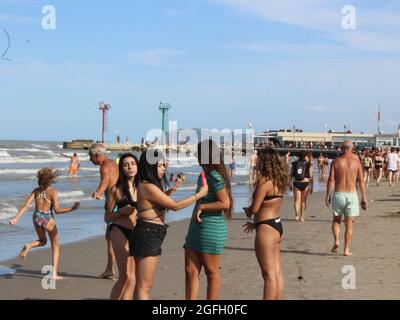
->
[264,194,284,201]
[264,186,284,202]
[115,197,137,210]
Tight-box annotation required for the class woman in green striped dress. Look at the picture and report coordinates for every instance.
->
[184,139,233,300]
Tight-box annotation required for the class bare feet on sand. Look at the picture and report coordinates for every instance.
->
[97,271,115,279]
[19,247,28,260]
[295,216,300,222]
[331,244,339,253]
[344,251,352,256]
[53,275,64,280]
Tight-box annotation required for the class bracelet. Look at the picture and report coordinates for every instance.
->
[194,194,198,201]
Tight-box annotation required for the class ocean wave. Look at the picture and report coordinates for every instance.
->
[0,151,11,158]
[0,169,38,175]
[0,203,18,221]
[30,144,50,149]
[58,191,86,199]
[0,147,54,154]
[60,196,94,204]
[0,157,70,164]
[79,167,99,172]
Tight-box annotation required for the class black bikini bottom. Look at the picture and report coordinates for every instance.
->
[254,217,283,237]
[293,181,310,191]
[109,223,133,240]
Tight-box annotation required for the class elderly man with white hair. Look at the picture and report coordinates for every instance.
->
[89,143,119,278]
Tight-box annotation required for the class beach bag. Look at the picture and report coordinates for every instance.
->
[293,160,307,181]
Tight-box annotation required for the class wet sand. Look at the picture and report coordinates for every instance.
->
[1,181,400,300]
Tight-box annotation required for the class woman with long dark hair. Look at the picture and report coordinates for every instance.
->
[184,139,233,300]
[130,149,208,300]
[243,148,289,300]
[105,153,139,300]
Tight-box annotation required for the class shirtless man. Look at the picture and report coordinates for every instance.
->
[61,153,80,176]
[89,143,119,278]
[326,141,367,256]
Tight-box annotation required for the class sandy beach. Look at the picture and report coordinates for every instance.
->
[1,181,399,300]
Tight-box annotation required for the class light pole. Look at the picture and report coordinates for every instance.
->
[292,125,296,148]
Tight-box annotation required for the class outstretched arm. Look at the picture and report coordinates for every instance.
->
[9,193,35,225]
[60,153,71,159]
[142,183,208,212]
[52,190,80,214]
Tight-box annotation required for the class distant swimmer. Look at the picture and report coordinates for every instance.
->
[60,152,80,176]
[9,168,80,280]
[326,141,367,256]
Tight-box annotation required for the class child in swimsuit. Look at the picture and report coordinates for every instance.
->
[9,168,79,280]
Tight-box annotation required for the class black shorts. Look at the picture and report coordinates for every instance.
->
[129,220,168,257]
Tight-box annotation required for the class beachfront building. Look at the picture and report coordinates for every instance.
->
[254,129,376,149]
[375,133,400,147]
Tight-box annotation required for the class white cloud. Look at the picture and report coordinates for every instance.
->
[222,41,350,56]
[128,49,185,66]
[212,0,400,53]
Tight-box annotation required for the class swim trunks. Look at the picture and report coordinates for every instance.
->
[69,164,78,175]
[332,192,360,217]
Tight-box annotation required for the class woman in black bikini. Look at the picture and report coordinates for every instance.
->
[243,148,289,300]
[290,151,312,222]
[130,149,208,300]
[105,153,139,300]
[374,151,384,187]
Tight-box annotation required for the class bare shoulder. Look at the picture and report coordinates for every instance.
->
[47,188,57,195]
[256,176,272,189]
[139,182,162,199]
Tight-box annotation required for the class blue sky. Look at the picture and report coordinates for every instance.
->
[0,0,399,142]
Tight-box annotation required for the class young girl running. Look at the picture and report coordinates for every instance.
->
[9,168,80,280]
